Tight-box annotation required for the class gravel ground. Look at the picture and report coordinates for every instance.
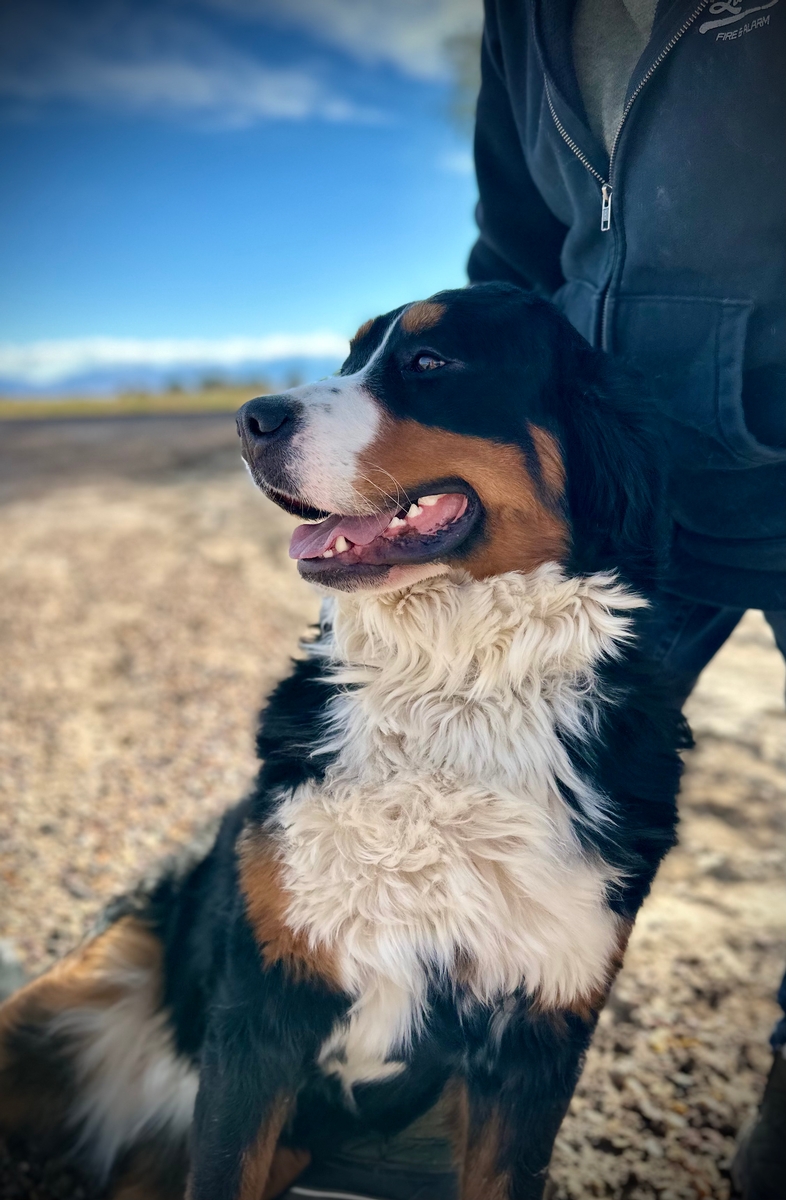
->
[0,416,784,1199]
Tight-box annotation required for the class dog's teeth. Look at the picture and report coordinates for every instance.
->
[387,516,406,529]
[418,494,445,507]
[334,536,350,553]
[322,549,334,558]
[407,504,422,518]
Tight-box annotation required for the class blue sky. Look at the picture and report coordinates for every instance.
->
[0,0,482,390]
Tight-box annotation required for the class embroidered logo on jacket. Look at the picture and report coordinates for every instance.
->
[698,0,779,35]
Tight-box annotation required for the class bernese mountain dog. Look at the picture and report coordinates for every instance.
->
[0,283,687,1200]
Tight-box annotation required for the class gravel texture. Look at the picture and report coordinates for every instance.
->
[0,415,784,1199]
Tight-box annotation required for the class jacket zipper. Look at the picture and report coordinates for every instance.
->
[543,82,608,214]
[543,0,708,347]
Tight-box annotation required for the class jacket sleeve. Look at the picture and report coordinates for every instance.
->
[468,5,568,295]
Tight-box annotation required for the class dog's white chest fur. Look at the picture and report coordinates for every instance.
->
[270,567,643,1090]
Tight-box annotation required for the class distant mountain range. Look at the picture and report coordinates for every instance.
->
[0,335,348,397]
[0,357,343,398]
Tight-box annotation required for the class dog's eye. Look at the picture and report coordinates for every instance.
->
[412,353,445,372]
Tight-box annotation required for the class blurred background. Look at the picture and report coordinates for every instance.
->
[0,4,784,1199]
[0,0,481,405]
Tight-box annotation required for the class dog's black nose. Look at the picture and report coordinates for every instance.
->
[236,394,300,459]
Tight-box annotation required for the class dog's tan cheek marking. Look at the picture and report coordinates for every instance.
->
[446,1078,510,1200]
[0,917,161,1131]
[238,832,342,989]
[355,418,569,579]
[350,317,374,347]
[400,301,446,333]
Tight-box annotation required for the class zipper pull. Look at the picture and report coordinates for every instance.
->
[601,184,613,232]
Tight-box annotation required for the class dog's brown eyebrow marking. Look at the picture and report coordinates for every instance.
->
[350,317,375,346]
[400,301,446,334]
[238,830,342,989]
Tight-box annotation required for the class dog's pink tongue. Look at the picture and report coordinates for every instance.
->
[289,511,393,560]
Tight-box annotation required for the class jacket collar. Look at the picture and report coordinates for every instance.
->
[530,0,709,171]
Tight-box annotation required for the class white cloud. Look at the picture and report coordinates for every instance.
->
[438,148,475,176]
[208,0,483,81]
[3,55,372,127]
[0,0,483,126]
[0,3,380,126]
[0,334,349,386]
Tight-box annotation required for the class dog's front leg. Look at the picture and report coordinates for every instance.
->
[454,1003,598,1200]
[187,913,348,1200]
[187,1016,300,1200]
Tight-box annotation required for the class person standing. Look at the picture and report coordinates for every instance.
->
[468,2,785,1196]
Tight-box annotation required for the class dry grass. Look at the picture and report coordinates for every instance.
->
[0,385,269,422]
[0,417,784,1199]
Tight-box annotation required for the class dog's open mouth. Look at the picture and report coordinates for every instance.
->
[285,484,480,580]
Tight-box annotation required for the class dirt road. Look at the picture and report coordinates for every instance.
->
[0,415,783,1199]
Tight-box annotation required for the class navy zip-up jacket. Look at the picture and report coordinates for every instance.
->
[468,0,786,609]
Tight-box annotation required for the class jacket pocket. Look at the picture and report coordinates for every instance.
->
[552,279,602,348]
[611,295,786,470]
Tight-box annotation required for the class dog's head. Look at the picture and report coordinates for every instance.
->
[237,283,663,594]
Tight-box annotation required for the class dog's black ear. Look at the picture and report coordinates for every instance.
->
[554,333,666,594]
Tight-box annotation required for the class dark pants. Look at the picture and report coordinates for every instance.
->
[647,593,786,1051]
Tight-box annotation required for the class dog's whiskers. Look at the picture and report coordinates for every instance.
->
[360,464,409,512]
[351,472,405,516]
